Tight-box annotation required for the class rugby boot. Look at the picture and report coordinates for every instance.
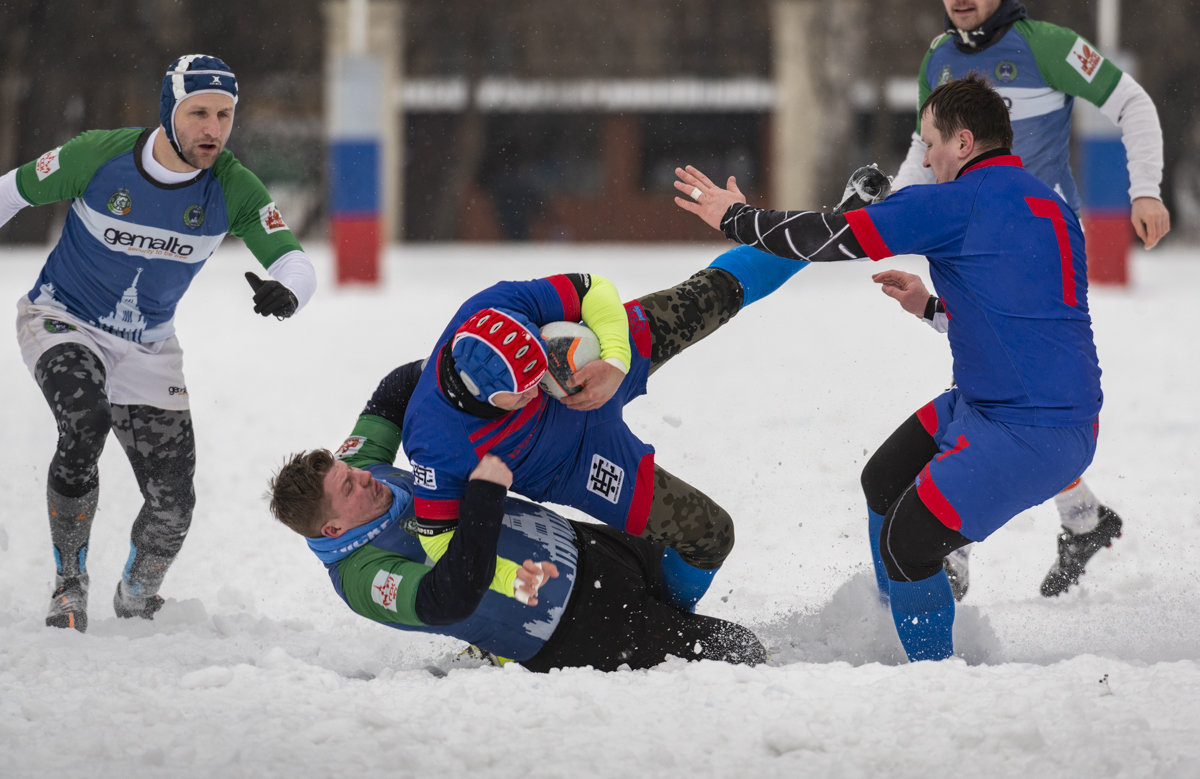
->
[46,574,89,632]
[113,580,165,620]
[941,544,973,602]
[1040,505,1123,597]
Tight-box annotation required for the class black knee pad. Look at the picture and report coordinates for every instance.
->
[880,486,970,582]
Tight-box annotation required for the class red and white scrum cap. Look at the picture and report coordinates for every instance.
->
[451,308,548,403]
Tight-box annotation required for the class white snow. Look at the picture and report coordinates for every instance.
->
[1,242,1197,778]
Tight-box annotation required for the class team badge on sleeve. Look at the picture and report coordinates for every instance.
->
[371,569,401,612]
[258,202,289,234]
[335,436,366,459]
[35,147,63,181]
[1068,37,1103,82]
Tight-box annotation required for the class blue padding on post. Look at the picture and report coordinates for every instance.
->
[1079,138,1130,210]
[329,140,380,214]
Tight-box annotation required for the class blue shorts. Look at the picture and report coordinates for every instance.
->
[913,388,1098,541]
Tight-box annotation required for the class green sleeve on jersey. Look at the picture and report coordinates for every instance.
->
[211,151,303,267]
[1017,19,1123,107]
[15,128,143,207]
[339,414,402,469]
[579,273,632,372]
[913,37,945,135]
[419,530,522,600]
[336,544,428,626]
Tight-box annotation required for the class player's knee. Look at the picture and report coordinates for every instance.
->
[880,492,968,582]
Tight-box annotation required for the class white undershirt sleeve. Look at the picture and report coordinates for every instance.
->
[264,250,317,312]
[0,168,32,229]
[1098,72,1165,202]
[891,132,936,191]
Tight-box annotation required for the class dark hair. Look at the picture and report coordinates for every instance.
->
[268,449,336,538]
[921,72,1013,150]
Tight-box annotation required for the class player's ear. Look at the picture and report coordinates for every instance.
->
[321,522,343,538]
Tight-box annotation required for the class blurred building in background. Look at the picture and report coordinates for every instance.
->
[1,0,1196,245]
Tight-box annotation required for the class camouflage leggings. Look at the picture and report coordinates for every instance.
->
[634,267,743,569]
[35,343,196,570]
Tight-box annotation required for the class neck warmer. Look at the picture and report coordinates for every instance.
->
[945,0,1027,52]
[306,481,413,564]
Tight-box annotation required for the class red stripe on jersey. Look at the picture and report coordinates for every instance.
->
[624,452,656,536]
[844,209,894,261]
[915,401,939,436]
[415,497,460,520]
[471,397,544,459]
[546,274,582,322]
[625,300,652,358]
[915,464,963,531]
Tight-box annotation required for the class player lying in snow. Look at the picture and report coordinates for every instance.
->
[268,360,765,672]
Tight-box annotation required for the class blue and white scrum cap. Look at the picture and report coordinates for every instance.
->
[159,54,238,152]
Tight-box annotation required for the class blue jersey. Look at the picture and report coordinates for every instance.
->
[15,128,301,343]
[402,277,657,535]
[309,463,580,662]
[845,155,1102,427]
[917,19,1125,212]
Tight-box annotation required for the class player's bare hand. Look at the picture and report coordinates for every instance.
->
[513,560,559,606]
[1131,196,1170,249]
[469,454,512,489]
[559,359,623,411]
[872,269,931,318]
[673,165,746,230]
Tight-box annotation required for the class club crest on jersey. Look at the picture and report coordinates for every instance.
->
[1068,37,1103,82]
[586,454,624,504]
[107,188,133,216]
[994,61,1017,83]
[937,64,953,86]
[259,202,288,234]
[412,464,437,490]
[335,436,367,459]
[371,569,401,612]
[43,319,76,334]
[35,146,62,181]
[183,204,205,229]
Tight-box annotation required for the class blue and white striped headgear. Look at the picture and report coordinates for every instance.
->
[160,54,238,153]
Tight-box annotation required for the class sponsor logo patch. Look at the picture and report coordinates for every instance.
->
[994,61,1017,82]
[335,436,366,459]
[35,147,62,181]
[371,569,401,612]
[183,204,205,229]
[412,464,437,489]
[1068,37,1103,82]
[43,319,76,334]
[107,188,133,216]
[587,453,624,504]
[168,386,188,396]
[102,228,194,257]
[258,202,288,234]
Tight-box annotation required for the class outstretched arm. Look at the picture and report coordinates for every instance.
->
[673,164,870,262]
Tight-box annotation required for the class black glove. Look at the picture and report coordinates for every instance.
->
[245,272,298,319]
[833,164,892,215]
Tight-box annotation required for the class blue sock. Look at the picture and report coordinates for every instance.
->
[867,508,889,602]
[660,547,718,612]
[707,245,809,307]
[888,572,956,662]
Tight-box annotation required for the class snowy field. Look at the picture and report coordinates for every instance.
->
[1,240,1197,778]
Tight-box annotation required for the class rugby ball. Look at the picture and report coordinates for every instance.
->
[539,321,601,398]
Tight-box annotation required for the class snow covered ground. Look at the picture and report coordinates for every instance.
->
[1,241,1197,778]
